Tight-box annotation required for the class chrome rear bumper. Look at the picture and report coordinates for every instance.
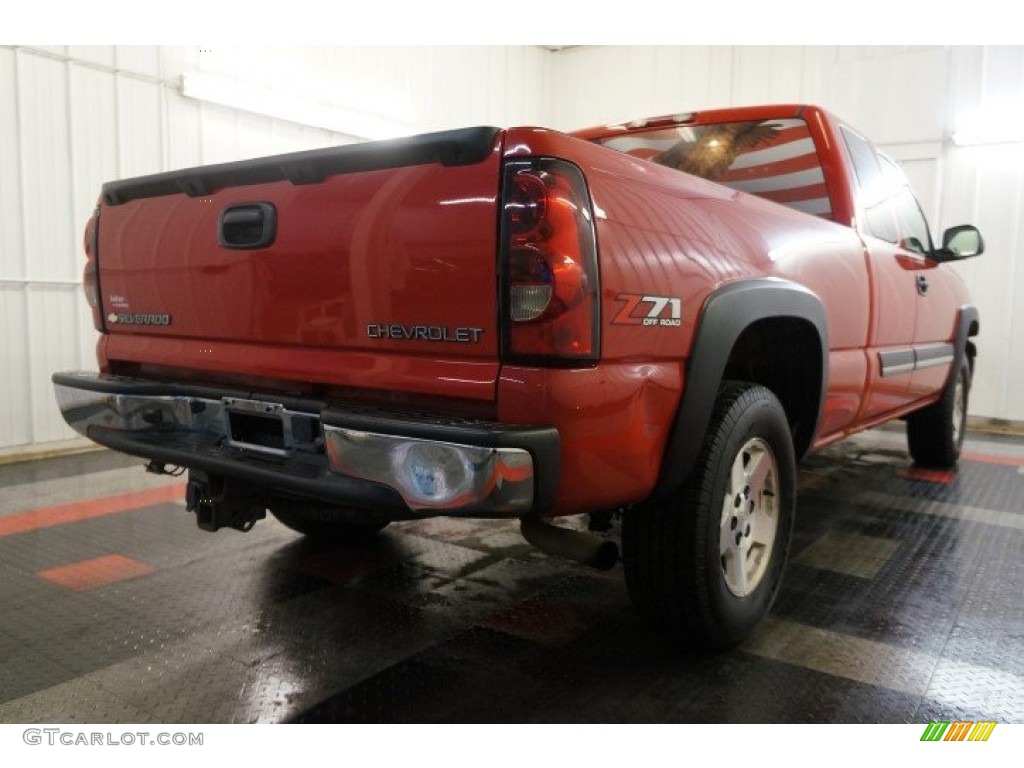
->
[53,371,559,518]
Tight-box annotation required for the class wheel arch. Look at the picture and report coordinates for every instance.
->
[655,278,829,494]
[954,304,980,385]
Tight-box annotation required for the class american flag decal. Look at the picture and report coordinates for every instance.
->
[601,118,833,220]
[718,120,832,217]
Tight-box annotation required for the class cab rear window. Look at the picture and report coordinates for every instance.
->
[594,118,833,220]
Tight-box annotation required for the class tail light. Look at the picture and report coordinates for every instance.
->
[500,159,600,364]
[83,206,105,332]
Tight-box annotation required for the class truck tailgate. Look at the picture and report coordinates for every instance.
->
[95,127,502,398]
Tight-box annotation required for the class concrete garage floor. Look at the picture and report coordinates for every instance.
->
[0,427,1022,724]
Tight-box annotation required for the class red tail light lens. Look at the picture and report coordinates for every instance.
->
[500,159,599,364]
[507,172,548,235]
[83,206,105,332]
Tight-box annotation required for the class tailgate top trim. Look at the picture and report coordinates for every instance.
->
[101,126,501,206]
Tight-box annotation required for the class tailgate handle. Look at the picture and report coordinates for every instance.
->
[218,203,276,249]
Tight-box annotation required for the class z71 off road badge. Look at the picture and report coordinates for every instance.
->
[612,294,682,327]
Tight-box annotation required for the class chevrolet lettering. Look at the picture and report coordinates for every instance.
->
[366,324,484,343]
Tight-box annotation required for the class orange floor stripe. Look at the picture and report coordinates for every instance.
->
[961,451,1024,468]
[899,467,956,484]
[37,554,153,591]
[0,483,185,539]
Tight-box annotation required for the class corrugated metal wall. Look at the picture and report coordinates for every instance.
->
[0,45,553,455]
[3,45,1023,454]
[554,45,1024,421]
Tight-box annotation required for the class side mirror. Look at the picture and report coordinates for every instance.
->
[935,225,984,262]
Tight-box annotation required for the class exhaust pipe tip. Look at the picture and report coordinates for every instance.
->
[520,515,619,571]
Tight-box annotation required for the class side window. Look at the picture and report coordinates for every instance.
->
[841,126,882,194]
[840,126,901,244]
[878,155,934,255]
[863,200,900,245]
[889,188,930,254]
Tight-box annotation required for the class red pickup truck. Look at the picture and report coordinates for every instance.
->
[54,104,983,650]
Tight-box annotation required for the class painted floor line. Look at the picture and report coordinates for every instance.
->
[0,484,185,538]
[960,451,1024,468]
[37,554,154,591]
[0,465,183,517]
[856,490,1024,531]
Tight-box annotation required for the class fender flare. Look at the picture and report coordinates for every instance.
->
[655,278,829,494]
[949,304,979,390]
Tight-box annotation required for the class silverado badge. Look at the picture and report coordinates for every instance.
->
[107,312,172,326]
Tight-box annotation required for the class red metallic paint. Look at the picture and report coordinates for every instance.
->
[92,104,971,517]
[497,362,682,514]
[98,141,504,359]
[104,334,499,403]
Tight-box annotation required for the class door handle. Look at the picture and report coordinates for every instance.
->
[916,274,929,296]
[218,203,276,249]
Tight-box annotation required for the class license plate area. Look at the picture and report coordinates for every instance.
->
[224,398,288,456]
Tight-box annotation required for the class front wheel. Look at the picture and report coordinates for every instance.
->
[907,360,970,468]
[623,382,796,651]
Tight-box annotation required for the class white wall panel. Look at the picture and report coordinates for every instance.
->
[555,46,738,130]
[198,101,243,164]
[67,45,115,68]
[30,46,66,57]
[1003,160,1024,422]
[26,286,82,444]
[299,126,340,150]
[0,287,32,448]
[0,48,24,282]
[164,89,202,170]
[505,45,552,128]
[115,76,162,179]
[946,146,1024,420]
[235,111,277,161]
[16,51,75,283]
[75,292,96,370]
[115,46,160,79]
[798,47,838,106]
[68,64,117,237]
[160,45,199,82]
[978,46,1024,99]
[832,48,948,144]
[731,46,802,106]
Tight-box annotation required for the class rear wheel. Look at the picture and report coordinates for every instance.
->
[623,382,796,651]
[907,360,970,468]
[268,500,389,543]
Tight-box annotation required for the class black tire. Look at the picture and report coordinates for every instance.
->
[907,360,970,469]
[623,382,796,651]
[268,500,389,543]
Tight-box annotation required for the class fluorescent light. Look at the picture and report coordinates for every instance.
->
[953,99,1024,146]
[181,72,413,141]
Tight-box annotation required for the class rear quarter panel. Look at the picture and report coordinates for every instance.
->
[500,129,871,512]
